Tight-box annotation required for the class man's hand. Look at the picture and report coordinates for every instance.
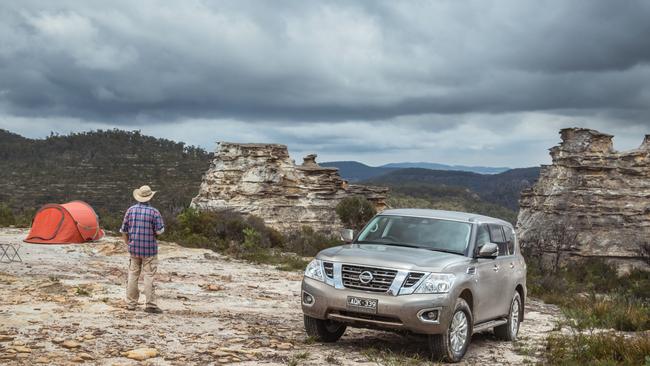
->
[122,232,129,245]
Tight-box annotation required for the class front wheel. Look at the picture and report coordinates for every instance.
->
[304,315,346,342]
[428,298,472,363]
[495,292,521,341]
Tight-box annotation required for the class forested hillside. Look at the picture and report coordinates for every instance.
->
[0,129,212,223]
[319,161,394,181]
[365,167,540,211]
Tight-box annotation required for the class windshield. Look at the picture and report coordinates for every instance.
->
[355,215,472,254]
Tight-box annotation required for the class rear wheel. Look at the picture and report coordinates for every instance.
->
[304,315,346,342]
[495,292,521,341]
[428,298,472,363]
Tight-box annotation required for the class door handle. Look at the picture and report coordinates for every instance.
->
[492,264,499,272]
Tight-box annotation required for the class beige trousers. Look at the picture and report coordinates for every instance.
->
[126,255,158,308]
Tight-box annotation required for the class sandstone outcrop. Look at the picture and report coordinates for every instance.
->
[517,128,650,264]
[191,142,388,232]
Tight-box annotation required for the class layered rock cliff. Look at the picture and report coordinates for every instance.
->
[517,128,650,263]
[191,142,388,232]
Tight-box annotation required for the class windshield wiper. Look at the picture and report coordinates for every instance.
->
[356,240,421,249]
[425,248,464,256]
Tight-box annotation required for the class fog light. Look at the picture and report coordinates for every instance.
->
[302,292,315,306]
[424,310,439,321]
[418,308,440,323]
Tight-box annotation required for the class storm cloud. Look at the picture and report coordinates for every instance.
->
[1,1,649,166]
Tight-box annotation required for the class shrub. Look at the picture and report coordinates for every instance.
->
[527,257,650,331]
[0,204,35,228]
[545,332,650,366]
[0,203,16,227]
[283,226,340,257]
[336,196,376,230]
[162,207,333,271]
[97,210,124,232]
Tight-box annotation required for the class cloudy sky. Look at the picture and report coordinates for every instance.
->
[1,1,649,167]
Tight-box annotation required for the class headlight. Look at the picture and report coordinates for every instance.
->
[304,259,324,282]
[414,273,455,294]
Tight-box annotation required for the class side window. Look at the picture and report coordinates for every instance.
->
[488,224,508,256]
[504,227,515,255]
[475,224,491,247]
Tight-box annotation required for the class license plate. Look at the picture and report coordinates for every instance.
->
[346,296,378,314]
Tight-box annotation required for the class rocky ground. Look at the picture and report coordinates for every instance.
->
[0,228,560,365]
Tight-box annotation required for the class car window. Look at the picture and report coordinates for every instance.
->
[504,227,515,255]
[356,215,472,254]
[488,224,509,256]
[475,224,491,247]
[488,224,505,243]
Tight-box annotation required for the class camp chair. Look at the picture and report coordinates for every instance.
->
[0,242,22,263]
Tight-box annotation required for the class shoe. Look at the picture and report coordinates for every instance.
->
[144,307,163,314]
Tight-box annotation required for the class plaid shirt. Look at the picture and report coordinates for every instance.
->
[120,203,165,257]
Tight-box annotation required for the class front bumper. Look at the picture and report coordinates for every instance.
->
[301,277,453,334]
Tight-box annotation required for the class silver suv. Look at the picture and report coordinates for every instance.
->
[301,209,526,363]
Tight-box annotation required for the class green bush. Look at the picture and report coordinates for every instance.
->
[336,196,376,230]
[527,257,650,331]
[0,203,16,226]
[283,226,340,257]
[545,332,650,366]
[161,207,337,271]
[0,203,34,228]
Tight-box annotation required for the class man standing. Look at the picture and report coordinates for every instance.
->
[120,185,165,313]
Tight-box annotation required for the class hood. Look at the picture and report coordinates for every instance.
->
[317,243,469,272]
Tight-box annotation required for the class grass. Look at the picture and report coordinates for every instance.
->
[287,351,310,366]
[361,348,435,366]
[235,246,308,272]
[75,286,92,296]
[527,257,650,332]
[545,332,650,366]
[561,295,649,331]
[526,256,650,365]
[324,353,342,365]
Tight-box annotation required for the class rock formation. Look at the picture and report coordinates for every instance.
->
[191,142,388,232]
[517,128,650,265]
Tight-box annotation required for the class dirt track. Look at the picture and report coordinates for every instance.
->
[0,228,560,365]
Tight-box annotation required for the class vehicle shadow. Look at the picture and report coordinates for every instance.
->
[327,329,504,363]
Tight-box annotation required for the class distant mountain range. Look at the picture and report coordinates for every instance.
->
[364,167,541,211]
[321,160,540,217]
[380,162,510,174]
[320,161,395,182]
[321,161,512,182]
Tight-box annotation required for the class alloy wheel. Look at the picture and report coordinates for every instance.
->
[449,310,469,353]
[511,298,520,336]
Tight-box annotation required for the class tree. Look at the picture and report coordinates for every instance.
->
[520,218,578,273]
[335,196,376,231]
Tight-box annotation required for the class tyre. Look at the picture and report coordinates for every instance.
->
[495,292,521,341]
[428,298,472,363]
[303,315,346,342]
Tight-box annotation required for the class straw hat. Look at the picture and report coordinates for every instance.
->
[133,185,156,203]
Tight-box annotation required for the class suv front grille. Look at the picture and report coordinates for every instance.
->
[403,272,425,288]
[341,265,397,292]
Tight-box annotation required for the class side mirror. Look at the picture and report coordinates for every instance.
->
[477,243,499,258]
[340,229,354,243]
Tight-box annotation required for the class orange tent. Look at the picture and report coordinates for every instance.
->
[24,201,105,244]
